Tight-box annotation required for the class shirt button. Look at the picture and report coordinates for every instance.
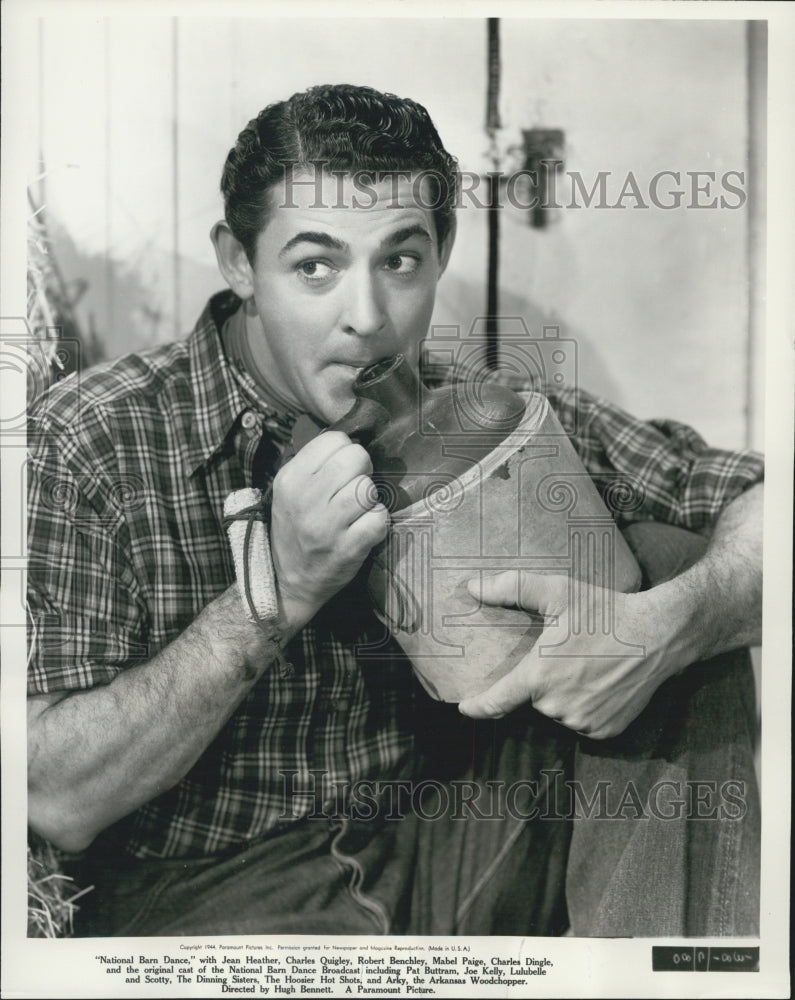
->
[241,410,258,431]
[333,697,350,714]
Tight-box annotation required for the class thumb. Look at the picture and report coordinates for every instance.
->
[458,650,542,719]
[467,571,567,614]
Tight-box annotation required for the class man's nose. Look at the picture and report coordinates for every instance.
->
[340,270,387,337]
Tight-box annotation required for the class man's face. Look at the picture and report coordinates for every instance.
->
[241,170,449,424]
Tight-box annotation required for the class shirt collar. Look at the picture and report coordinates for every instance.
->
[184,289,268,476]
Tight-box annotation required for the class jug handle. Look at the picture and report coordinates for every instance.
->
[329,396,391,447]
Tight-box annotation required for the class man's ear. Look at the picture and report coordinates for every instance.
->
[210,221,255,299]
[437,214,457,276]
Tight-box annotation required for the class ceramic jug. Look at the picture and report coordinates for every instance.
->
[331,355,643,702]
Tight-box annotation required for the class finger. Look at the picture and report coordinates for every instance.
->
[468,571,568,614]
[530,695,574,731]
[345,502,389,550]
[467,571,522,608]
[331,475,380,525]
[458,657,541,720]
[292,430,356,474]
[319,444,374,497]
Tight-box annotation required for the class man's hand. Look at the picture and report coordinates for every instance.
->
[458,573,679,739]
[270,430,389,628]
[459,483,763,739]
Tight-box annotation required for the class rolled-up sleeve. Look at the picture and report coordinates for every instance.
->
[547,385,764,532]
[27,427,149,695]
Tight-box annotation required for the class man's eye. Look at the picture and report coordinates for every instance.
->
[384,254,421,275]
[297,260,336,283]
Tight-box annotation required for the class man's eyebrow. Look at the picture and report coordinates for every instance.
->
[278,232,348,257]
[277,225,433,259]
[381,225,433,249]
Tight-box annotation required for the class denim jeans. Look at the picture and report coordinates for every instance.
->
[72,708,574,937]
[565,522,760,936]
[70,523,759,938]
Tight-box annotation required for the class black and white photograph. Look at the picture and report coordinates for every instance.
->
[1,1,792,997]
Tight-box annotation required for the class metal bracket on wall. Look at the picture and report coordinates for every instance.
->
[521,128,566,228]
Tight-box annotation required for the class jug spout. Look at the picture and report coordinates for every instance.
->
[353,355,419,413]
[329,353,526,511]
[333,355,422,447]
[331,395,392,448]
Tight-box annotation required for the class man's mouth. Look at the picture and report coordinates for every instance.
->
[330,358,389,377]
[333,362,366,372]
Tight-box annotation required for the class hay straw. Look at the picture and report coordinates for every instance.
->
[27,837,93,939]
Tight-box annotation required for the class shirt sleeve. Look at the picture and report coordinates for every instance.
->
[544,384,764,532]
[27,425,150,696]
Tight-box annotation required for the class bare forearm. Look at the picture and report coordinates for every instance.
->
[28,585,295,852]
[647,483,764,670]
[28,430,388,852]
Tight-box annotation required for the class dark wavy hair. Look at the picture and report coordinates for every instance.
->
[220,84,459,262]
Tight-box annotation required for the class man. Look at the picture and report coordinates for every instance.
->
[27,84,763,937]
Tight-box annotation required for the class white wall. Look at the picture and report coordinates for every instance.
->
[35,15,761,450]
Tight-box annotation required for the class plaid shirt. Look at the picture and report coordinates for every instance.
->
[27,291,764,859]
